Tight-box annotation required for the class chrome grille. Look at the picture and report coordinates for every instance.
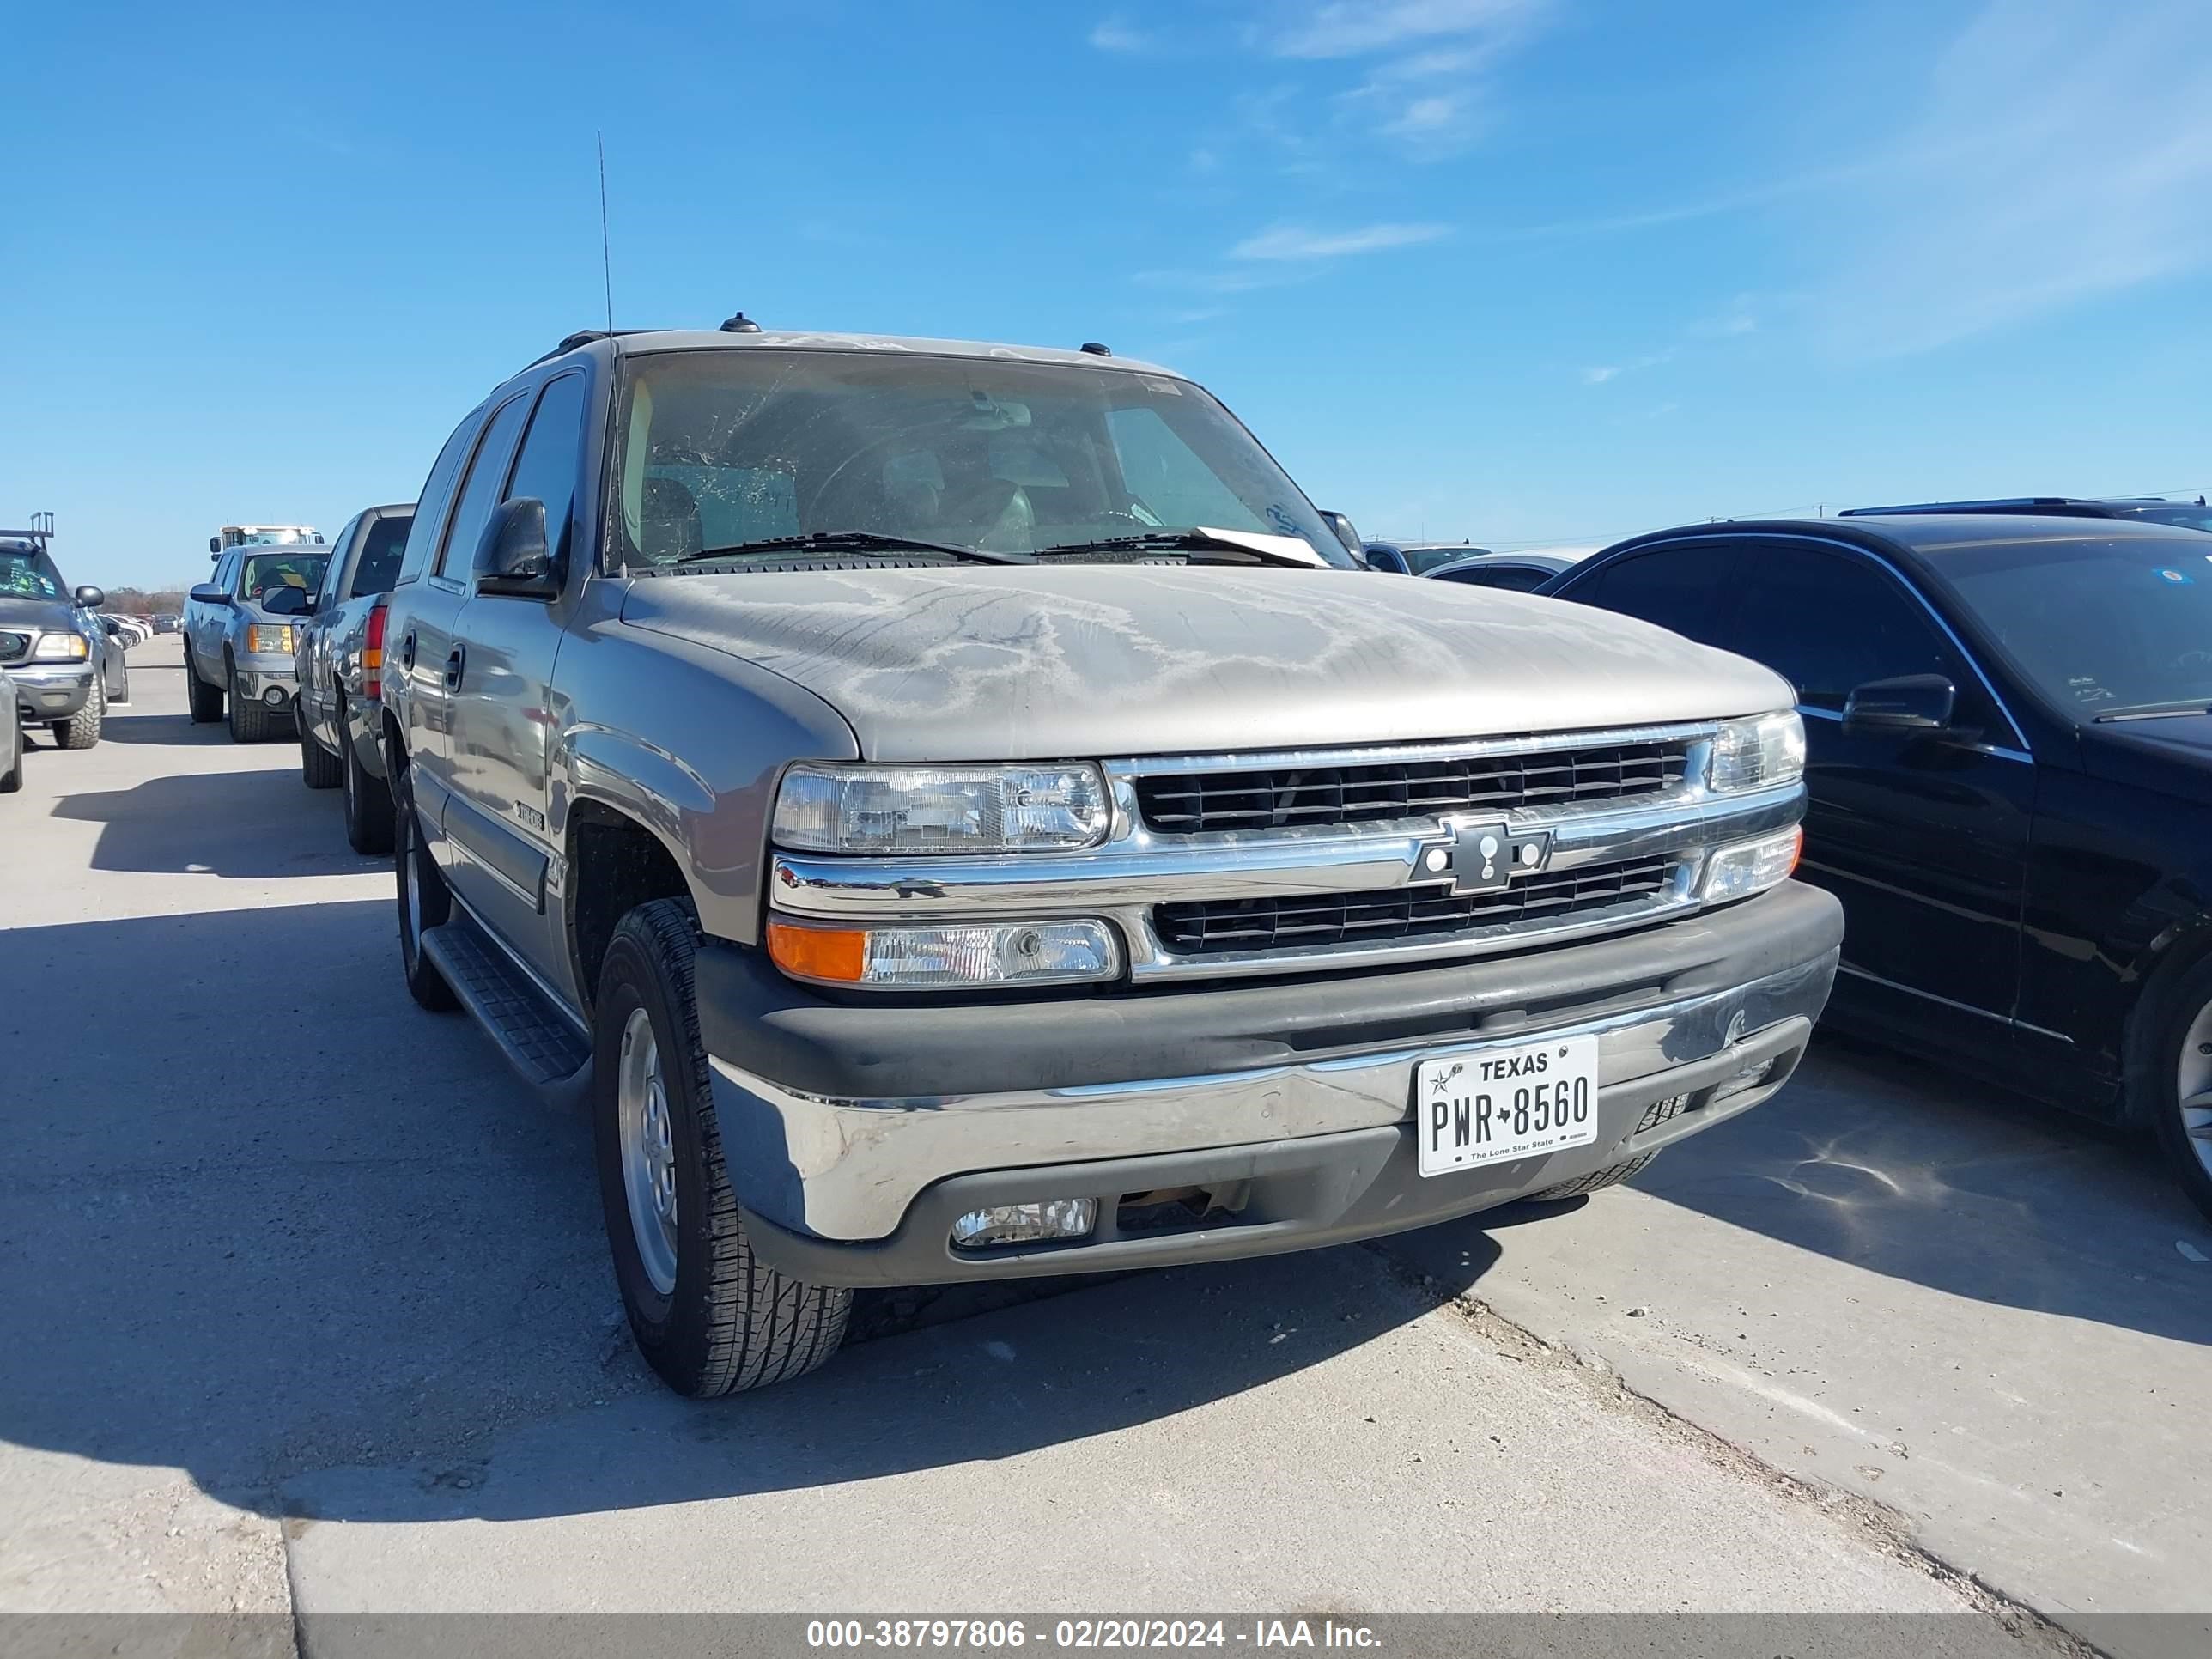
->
[0,631,29,665]
[1152,854,1678,957]
[1132,741,1692,834]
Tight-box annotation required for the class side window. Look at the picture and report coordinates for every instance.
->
[349,515,412,597]
[501,374,590,567]
[216,551,242,594]
[434,394,532,580]
[1574,544,1741,647]
[319,518,360,605]
[397,413,484,586]
[1723,547,1987,720]
[1440,563,1549,592]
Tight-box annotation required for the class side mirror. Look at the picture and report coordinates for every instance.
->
[1319,509,1364,556]
[475,497,560,600]
[1843,674,1955,735]
[1363,544,1412,575]
[259,585,308,617]
[188,582,232,606]
[74,585,106,609]
[210,537,222,555]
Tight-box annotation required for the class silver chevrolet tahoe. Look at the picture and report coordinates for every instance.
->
[380,324,1842,1397]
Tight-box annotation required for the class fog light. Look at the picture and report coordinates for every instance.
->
[263,685,286,708]
[950,1198,1097,1250]
[1699,826,1802,902]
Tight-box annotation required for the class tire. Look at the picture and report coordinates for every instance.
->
[1530,1151,1659,1200]
[593,899,851,1396]
[1,737,20,794]
[340,702,395,855]
[300,710,343,789]
[392,758,459,1012]
[2148,955,2212,1224]
[185,653,224,723]
[51,678,103,750]
[227,661,273,744]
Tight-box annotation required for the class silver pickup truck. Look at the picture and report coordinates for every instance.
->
[380,325,1841,1396]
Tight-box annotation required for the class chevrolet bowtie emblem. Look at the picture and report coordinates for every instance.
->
[1415,821,1553,896]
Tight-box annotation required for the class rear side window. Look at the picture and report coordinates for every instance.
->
[319,518,359,605]
[349,514,413,597]
[501,374,589,564]
[397,413,484,586]
[434,395,532,579]
[1437,563,1551,592]
[1569,544,1741,647]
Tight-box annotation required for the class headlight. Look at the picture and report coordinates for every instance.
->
[766,916,1121,988]
[1709,712,1805,793]
[246,624,296,654]
[1699,827,1802,902]
[773,763,1110,854]
[30,631,91,662]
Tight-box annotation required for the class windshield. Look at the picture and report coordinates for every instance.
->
[239,551,329,604]
[611,349,1353,569]
[1940,533,2212,716]
[2120,504,2212,534]
[224,527,322,548]
[0,546,66,602]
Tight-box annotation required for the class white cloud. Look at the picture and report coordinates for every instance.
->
[1581,366,1620,386]
[1578,348,1677,386]
[1805,0,2212,354]
[1088,15,1149,52]
[1230,222,1451,260]
[1270,0,1538,59]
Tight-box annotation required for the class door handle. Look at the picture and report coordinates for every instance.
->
[444,644,466,692]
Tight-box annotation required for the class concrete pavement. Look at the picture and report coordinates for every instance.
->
[3,641,2203,1651]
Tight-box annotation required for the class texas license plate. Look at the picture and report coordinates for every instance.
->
[1415,1036,1601,1176]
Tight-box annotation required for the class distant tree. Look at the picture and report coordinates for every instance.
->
[104,585,188,615]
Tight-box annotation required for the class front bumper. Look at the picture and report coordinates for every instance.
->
[704,880,1843,1287]
[8,664,92,719]
[230,659,299,710]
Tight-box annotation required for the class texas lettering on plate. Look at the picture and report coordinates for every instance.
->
[1415,1035,1601,1176]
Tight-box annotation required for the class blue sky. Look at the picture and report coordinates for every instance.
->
[8,0,2211,589]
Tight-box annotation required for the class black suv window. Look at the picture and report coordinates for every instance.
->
[1723,544,1989,720]
[349,514,413,597]
[1437,562,1551,592]
[1572,543,1740,647]
[502,374,589,564]
[435,395,532,580]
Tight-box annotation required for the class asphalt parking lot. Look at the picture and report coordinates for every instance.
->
[3,643,2208,1653]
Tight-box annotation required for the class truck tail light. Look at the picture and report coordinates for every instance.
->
[362,602,387,699]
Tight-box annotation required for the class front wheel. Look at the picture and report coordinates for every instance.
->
[185,653,224,723]
[593,900,851,1396]
[2152,957,2212,1224]
[51,679,103,750]
[227,662,274,744]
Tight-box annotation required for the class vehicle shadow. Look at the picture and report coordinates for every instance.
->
[47,767,379,877]
[1604,1031,2212,1345]
[0,902,1498,1532]
[97,708,236,747]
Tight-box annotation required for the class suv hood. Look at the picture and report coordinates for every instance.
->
[0,595,77,631]
[619,565,1792,762]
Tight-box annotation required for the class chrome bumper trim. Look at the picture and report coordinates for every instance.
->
[707,951,1837,1242]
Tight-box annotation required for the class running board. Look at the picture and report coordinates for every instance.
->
[420,912,592,1102]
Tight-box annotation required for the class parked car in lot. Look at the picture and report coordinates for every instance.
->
[184,541,331,740]
[296,502,413,851]
[1422,549,1585,592]
[0,667,21,793]
[377,322,1839,1396]
[1540,514,2212,1219]
[1,521,123,749]
[152,612,179,634]
[1361,539,1491,575]
[1840,495,2212,534]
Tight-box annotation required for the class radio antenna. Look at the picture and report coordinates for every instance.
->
[596,131,615,335]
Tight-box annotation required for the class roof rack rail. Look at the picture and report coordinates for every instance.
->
[529,328,652,368]
[0,511,55,544]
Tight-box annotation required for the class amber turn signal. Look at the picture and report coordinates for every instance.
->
[766,920,868,983]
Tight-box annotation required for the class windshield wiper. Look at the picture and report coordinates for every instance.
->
[1030,529,1330,568]
[2092,700,2212,723]
[674,532,1028,567]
